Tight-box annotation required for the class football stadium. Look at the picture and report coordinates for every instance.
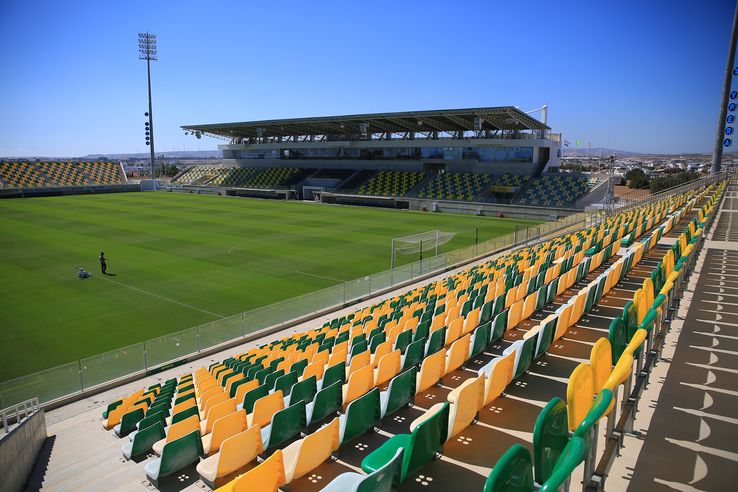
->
[1,3,738,492]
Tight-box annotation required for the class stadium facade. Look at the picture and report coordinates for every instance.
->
[182,106,561,175]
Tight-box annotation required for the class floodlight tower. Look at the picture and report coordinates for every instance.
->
[138,32,157,182]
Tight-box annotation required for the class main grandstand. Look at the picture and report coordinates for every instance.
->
[176,107,608,213]
[3,173,733,492]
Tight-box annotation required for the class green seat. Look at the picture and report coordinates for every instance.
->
[229,377,254,398]
[171,405,199,425]
[402,339,425,371]
[241,384,269,413]
[608,318,628,362]
[362,402,449,483]
[480,300,494,324]
[370,332,387,353]
[261,400,307,451]
[144,430,203,483]
[308,380,342,425]
[339,388,381,444]
[546,278,559,304]
[470,322,491,357]
[286,375,317,406]
[351,340,369,358]
[380,368,416,418]
[425,327,446,356]
[146,402,170,419]
[491,311,508,343]
[394,329,412,353]
[322,362,346,389]
[273,370,298,396]
[533,398,569,484]
[319,448,404,492]
[414,321,430,343]
[123,421,165,460]
[174,392,195,406]
[505,336,537,380]
[290,358,308,377]
[137,409,166,432]
[482,443,534,492]
[539,436,586,492]
[534,317,557,359]
[115,407,145,437]
[573,390,613,451]
[264,368,285,390]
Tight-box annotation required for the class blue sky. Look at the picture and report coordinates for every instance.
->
[0,0,736,157]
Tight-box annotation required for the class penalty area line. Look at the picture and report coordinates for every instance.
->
[294,271,345,283]
[94,275,224,318]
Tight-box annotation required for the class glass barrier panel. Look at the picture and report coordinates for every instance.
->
[0,361,81,408]
[145,327,198,368]
[198,316,244,349]
[81,342,146,389]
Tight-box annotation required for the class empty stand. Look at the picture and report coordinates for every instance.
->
[417,172,492,201]
[357,170,424,197]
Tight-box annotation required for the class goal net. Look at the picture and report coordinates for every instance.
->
[392,230,457,256]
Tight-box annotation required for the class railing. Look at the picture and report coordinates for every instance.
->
[1,397,40,435]
[0,209,598,409]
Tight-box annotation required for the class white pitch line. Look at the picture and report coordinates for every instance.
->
[294,271,345,283]
[96,275,224,318]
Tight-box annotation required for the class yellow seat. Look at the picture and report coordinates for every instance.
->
[302,360,325,382]
[233,379,260,405]
[347,350,371,376]
[416,348,447,394]
[463,308,480,336]
[216,449,285,492]
[446,374,485,438]
[202,400,237,434]
[445,317,463,346]
[566,363,594,431]
[342,363,375,408]
[507,299,523,331]
[445,334,471,374]
[374,349,401,387]
[203,409,247,455]
[197,425,264,484]
[371,340,392,366]
[479,352,514,405]
[247,390,284,428]
[283,418,340,483]
[153,414,200,455]
[590,338,612,393]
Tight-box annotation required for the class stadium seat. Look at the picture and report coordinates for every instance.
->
[361,402,449,483]
[338,387,381,444]
[307,380,342,425]
[202,409,247,455]
[215,448,285,492]
[282,417,340,483]
[122,421,165,460]
[482,444,534,492]
[145,430,204,484]
[320,448,403,492]
[260,400,307,451]
[196,425,264,485]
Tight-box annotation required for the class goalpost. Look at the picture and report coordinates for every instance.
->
[390,230,458,269]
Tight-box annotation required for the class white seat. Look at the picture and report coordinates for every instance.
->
[121,441,134,460]
[319,472,364,492]
[144,458,162,481]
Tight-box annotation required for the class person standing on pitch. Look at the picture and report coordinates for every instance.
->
[99,251,108,275]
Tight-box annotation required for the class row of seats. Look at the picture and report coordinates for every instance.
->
[517,174,596,208]
[416,172,492,201]
[357,170,424,196]
[99,180,715,491]
[173,166,299,188]
[0,161,124,188]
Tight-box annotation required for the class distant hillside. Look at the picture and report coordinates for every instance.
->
[84,150,222,160]
[562,147,639,157]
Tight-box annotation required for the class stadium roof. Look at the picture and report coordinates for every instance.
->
[181,106,549,140]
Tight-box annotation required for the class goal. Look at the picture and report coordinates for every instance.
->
[391,230,457,268]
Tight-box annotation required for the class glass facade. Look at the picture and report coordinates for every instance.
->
[239,145,533,162]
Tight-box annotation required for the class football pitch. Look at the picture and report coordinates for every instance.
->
[0,192,541,381]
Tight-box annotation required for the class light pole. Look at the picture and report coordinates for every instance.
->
[138,32,157,184]
[711,3,738,174]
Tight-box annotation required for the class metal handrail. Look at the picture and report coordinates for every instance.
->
[1,397,40,435]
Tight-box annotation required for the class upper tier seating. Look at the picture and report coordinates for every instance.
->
[417,172,492,201]
[242,168,299,188]
[357,170,424,196]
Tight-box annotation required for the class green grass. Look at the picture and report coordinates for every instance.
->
[0,192,540,381]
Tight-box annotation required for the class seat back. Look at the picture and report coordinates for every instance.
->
[231,449,285,492]
[533,397,569,484]
[171,404,199,425]
[138,409,167,431]
[274,370,299,397]
[289,375,317,406]
[482,443,534,492]
[204,400,237,434]
[491,311,508,343]
[209,409,247,455]
[159,430,204,478]
[284,418,340,482]
[310,381,342,425]
[340,387,381,444]
[375,349,401,387]
[322,361,346,389]
[118,407,145,436]
[130,421,166,458]
[416,348,447,394]
[425,327,446,356]
[590,338,613,392]
[355,448,404,492]
[242,384,269,414]
[534,315,557,359]
[404,402,449,481]
[445,334,471,374]
[216,425,263,478]
[383,368,416,417]
[446,375,484,438]
[266,400,307,450]
[538,436,586,492]
[470,321,491,357]
[167,414,200,443]
[250,390,285,429]
[402,339,425,370]
[566,363,594,431]
[480,352,514,405]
